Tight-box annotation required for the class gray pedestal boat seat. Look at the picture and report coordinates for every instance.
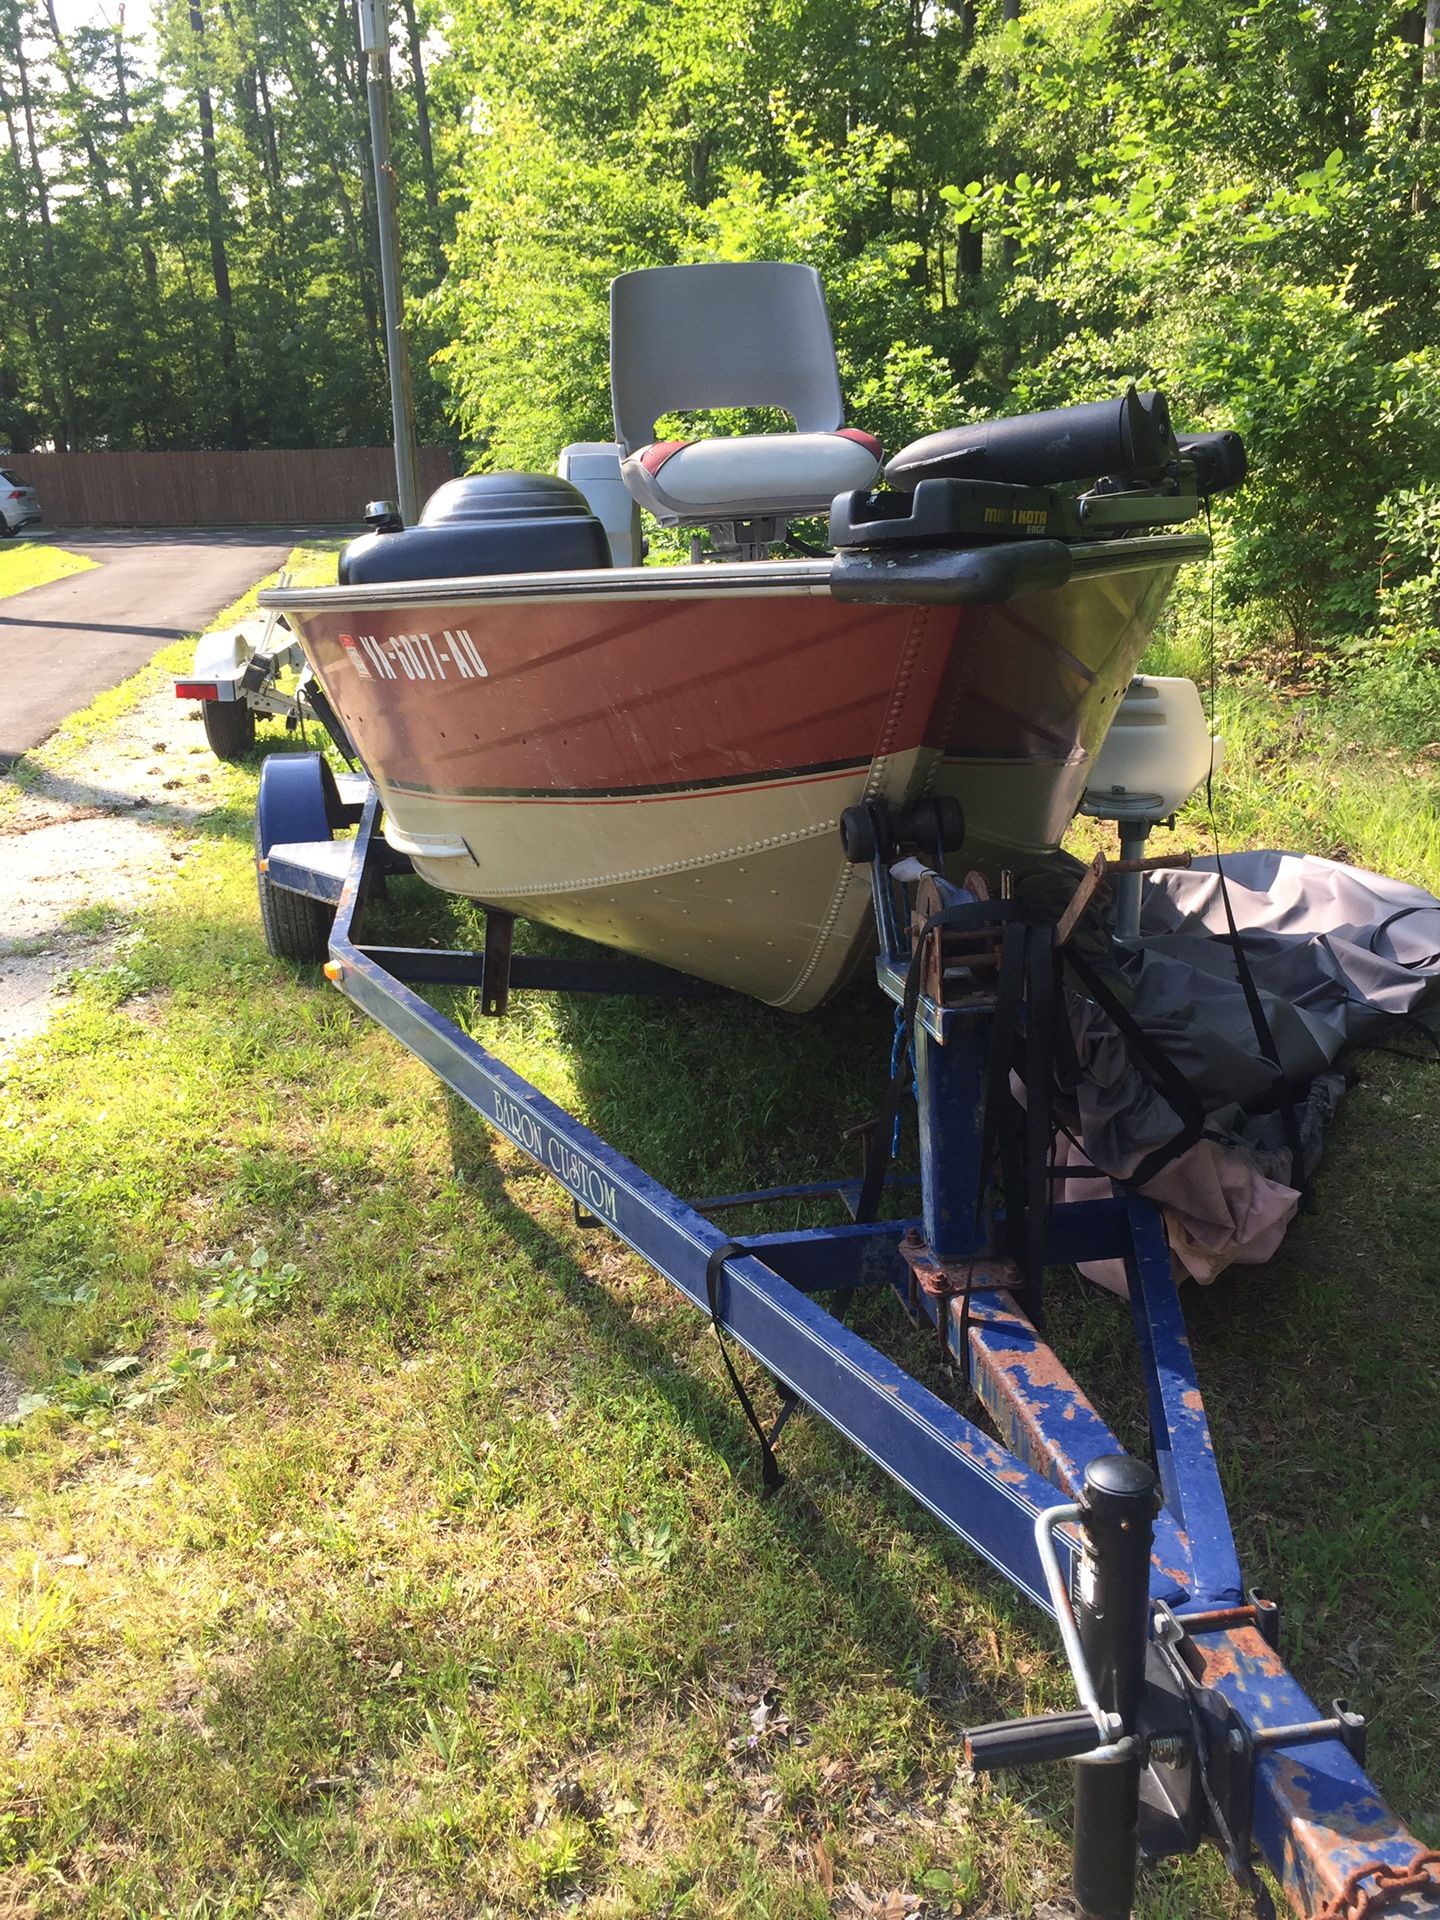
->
[610,262,881,532]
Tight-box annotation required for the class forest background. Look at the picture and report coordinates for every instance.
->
[2,0,1440,726]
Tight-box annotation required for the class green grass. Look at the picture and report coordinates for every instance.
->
[1069,595,1440,896]
[0,541,96,599]
[0,584,1436,1915]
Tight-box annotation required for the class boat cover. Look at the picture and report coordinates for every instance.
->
[1060,852,1440,1287]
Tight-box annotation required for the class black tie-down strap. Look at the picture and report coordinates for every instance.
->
[852,895,1213,1360]
[855,898,1055,1230]
[855,898,1066,1356]
[704,1241,800,1495]
[1062,944,1208,1189]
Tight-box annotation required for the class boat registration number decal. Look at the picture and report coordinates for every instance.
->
[490,1090,620,1226]
[337,628,488,684]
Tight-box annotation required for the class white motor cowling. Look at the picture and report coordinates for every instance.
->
[1082,674,1223,822]
[1080,676,1224,938]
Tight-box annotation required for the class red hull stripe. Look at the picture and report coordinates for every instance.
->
[384,754,873,805]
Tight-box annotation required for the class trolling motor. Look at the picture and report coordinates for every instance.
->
[830,387,1247,555]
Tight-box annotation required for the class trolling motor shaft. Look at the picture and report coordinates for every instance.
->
[965,1456,1160,1920]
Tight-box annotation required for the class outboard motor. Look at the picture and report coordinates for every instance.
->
[340,472,612,585]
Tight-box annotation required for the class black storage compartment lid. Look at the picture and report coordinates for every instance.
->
[341,471,611,585]
[420,472,597,524]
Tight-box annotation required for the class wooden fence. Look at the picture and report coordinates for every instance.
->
[6,447,456,527]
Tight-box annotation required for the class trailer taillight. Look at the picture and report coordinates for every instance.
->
[175,680,219,701]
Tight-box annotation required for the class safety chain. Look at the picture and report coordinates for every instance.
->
[1313,1848,1440,1920]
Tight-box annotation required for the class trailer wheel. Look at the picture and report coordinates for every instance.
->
[254,811,333,964]
[202,697,257,762]
[256,841,333,965]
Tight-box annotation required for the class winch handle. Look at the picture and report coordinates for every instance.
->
[965,1708,1111,1770]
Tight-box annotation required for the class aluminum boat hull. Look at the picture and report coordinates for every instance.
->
[263,539,1205,1011]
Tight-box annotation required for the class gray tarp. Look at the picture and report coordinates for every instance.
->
[1064,853,1440,1285]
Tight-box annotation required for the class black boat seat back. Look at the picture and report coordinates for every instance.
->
[610,262,881,526]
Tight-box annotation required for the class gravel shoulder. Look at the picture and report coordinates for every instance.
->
[0,676,252,1058]
[0,545,329,1059]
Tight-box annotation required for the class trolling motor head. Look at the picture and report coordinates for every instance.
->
[830,388,1246,556]
[885,386,1179,491]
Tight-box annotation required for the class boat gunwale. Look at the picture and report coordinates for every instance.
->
[259,533,1211,616]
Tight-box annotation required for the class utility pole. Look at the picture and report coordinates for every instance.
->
[358,0,420,523]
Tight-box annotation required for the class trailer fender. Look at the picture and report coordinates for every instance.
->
[189,624,255,689]
[255,751,345,859]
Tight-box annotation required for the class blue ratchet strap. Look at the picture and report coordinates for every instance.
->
[889,1006,917,1156]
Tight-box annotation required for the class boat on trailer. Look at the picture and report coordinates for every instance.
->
[264,261,1221,1011]
[254,264,1439,1918]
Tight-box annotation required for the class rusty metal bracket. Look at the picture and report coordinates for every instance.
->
[898,1229,1020,1301]
[910,870,1003,1005]
[898,1229,1019,1351]
[1138,1602,1258,1886]
[1055,848,1194,949]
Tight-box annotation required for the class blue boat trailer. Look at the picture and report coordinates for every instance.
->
[256,753,1439,1920]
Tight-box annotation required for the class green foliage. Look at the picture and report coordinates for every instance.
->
[0,0,452,452]
[5,0,1439,677]
[432,0,1440,684]
[934,0,1440,653]
[436,0,984,468]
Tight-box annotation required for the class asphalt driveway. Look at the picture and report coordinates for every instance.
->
[0,528,324,766]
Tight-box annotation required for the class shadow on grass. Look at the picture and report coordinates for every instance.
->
[23,836,1434,1889]
[362,880,1440,1813]
[438,1087,1039,1693]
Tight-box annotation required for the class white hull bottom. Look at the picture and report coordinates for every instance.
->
[380,749,1087,1012]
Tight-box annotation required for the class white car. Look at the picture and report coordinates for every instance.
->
[0,468,41,534]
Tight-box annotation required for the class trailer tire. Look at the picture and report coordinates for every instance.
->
[254,812,333,965]
[202,697,257,762]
